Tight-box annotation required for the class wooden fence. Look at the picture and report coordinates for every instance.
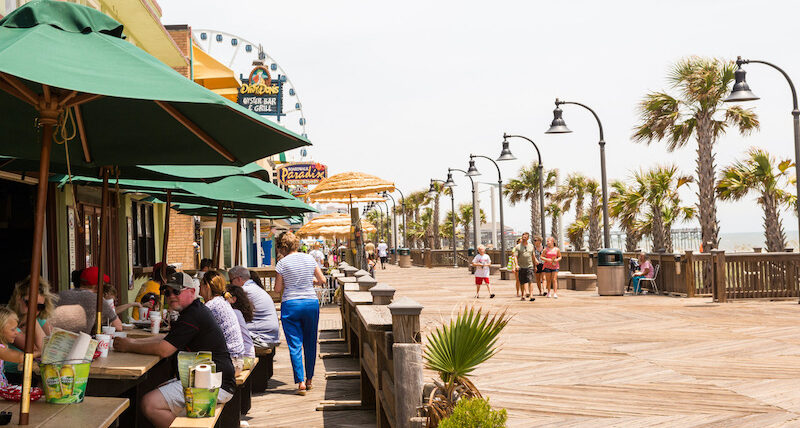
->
[409,248,799,300]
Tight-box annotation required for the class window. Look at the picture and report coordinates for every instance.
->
[131,201,155,267]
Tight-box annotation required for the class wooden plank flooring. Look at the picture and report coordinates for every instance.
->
[248,264,800,427]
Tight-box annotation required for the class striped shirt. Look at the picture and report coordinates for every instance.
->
[276,252,320,302]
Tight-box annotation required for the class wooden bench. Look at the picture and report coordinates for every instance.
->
[557,271,574,290]
[2,396,129,428]
[500,267,514,280]
[237,359,258,415]
[573,274,597,291]
[251,344,278,393]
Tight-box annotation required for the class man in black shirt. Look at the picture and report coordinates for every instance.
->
[114,272,235,427]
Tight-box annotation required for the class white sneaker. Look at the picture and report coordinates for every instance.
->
[553,293,558,299]
[546,292,551,298]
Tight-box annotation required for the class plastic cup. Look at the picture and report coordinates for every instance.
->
[149,314,162,334]
[101,326,116,335]
[138,306,149,320]
[95,334,111,358]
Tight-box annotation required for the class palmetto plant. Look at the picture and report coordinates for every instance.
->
[633,57,759,252]
[504,162,557,237]
[717,148,794,252]
[423,307,511,427]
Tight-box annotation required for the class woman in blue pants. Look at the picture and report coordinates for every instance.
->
[275,231,326,395]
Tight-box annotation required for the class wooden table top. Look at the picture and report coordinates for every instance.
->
[344,291,372,305]
[1,396,128,428]
[90,351,162,379]
[356,305,392,332]
[235,358,258,386]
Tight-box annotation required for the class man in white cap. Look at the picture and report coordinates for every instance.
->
[114,272,235,427]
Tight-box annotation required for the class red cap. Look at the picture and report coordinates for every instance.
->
[80,266,110,286]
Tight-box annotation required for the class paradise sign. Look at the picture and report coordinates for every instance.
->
[278,162,327,185]
[237,65,283,116]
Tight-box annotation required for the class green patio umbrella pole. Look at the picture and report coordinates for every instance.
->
[94,167,110,335]
[19,118,55,425]
[212,204,224,268]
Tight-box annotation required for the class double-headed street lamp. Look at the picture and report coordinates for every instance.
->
[428,173,458,268]
[391,188,407,248]
[448,167,479,250]
[725,57,800,259]
[467,155,507,263]
[498,133,546,240]
[381,191,398,254]
[546,98,611,248]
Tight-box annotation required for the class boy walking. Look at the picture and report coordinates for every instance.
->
[471,245,494,298]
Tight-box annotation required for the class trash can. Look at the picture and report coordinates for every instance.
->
[597,249,625,296]
[398,248,411,268]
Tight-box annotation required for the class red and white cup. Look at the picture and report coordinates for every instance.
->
[96,334,112,358]
[149,313,162,334]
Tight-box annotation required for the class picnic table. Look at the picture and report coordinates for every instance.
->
[2,396,128,428]
[86,350,173,428]
[170,361,258,428]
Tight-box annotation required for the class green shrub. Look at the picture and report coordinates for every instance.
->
[438,397,507,428]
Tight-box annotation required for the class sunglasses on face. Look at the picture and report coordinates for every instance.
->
[22,299,46,312]
[161,287,189,297]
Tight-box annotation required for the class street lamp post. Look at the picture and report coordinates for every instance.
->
[393,188,407,248]
[449,168,479,251]
[381,192,397,253]
[467,155,507,264]
[545,99,611,248]
[725,57,800,255]
[428,175,458,268]
[381,199,392,247]
[498,134,547,240]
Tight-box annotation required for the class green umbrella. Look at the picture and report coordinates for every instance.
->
[0,2,310,420]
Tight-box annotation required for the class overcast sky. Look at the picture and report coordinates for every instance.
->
[162,0,800,235]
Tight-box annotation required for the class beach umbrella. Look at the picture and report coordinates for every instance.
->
[309,193,387,204]
[296,212,376,238]
[0,2,311,421]
[304,172,395,202]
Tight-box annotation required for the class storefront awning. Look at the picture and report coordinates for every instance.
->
[192,44,240,101]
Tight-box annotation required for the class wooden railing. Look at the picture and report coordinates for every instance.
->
[335,269,425,427]
[715,252,800,301]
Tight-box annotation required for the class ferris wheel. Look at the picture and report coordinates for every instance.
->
[192,29,310,159]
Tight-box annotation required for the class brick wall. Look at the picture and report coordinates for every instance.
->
[165,25,191,78]
[167,211,196,269]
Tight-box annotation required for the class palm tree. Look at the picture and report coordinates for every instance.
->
[552,173,589,249]
[504,162,557,237]
[717,148,794,252]
[642,165,694,252]
[423,307,510,427]
[609,177,646,252]
[585,178,602,251]
[457,203,486,249]
[544,202,562,245]
[441,210,462,249]
[633,57,759,252]
[566,217,588,251]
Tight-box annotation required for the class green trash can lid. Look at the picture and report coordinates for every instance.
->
[597,248,624,266]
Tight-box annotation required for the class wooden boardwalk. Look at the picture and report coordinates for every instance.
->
[249,263,800,427]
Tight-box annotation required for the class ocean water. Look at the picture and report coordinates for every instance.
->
[718,231,800,252]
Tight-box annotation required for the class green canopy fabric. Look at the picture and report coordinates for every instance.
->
[0,0,309,167]
[53,174,298,200]
[166,202,300,220]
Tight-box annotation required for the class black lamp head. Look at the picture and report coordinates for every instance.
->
[444,172,457,188]
[545,99,572,134]
[725,58,759,102]
[465,159,480,177]
[426,181,437,198]
[497,139,516,161]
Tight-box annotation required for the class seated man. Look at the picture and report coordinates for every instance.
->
[229,266,279,347]
[631,252,654,294]
[113,272,235,428]
[57,266,123,334]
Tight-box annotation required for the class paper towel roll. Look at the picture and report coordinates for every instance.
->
[193,364,213,389]
[66,332,92,361]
